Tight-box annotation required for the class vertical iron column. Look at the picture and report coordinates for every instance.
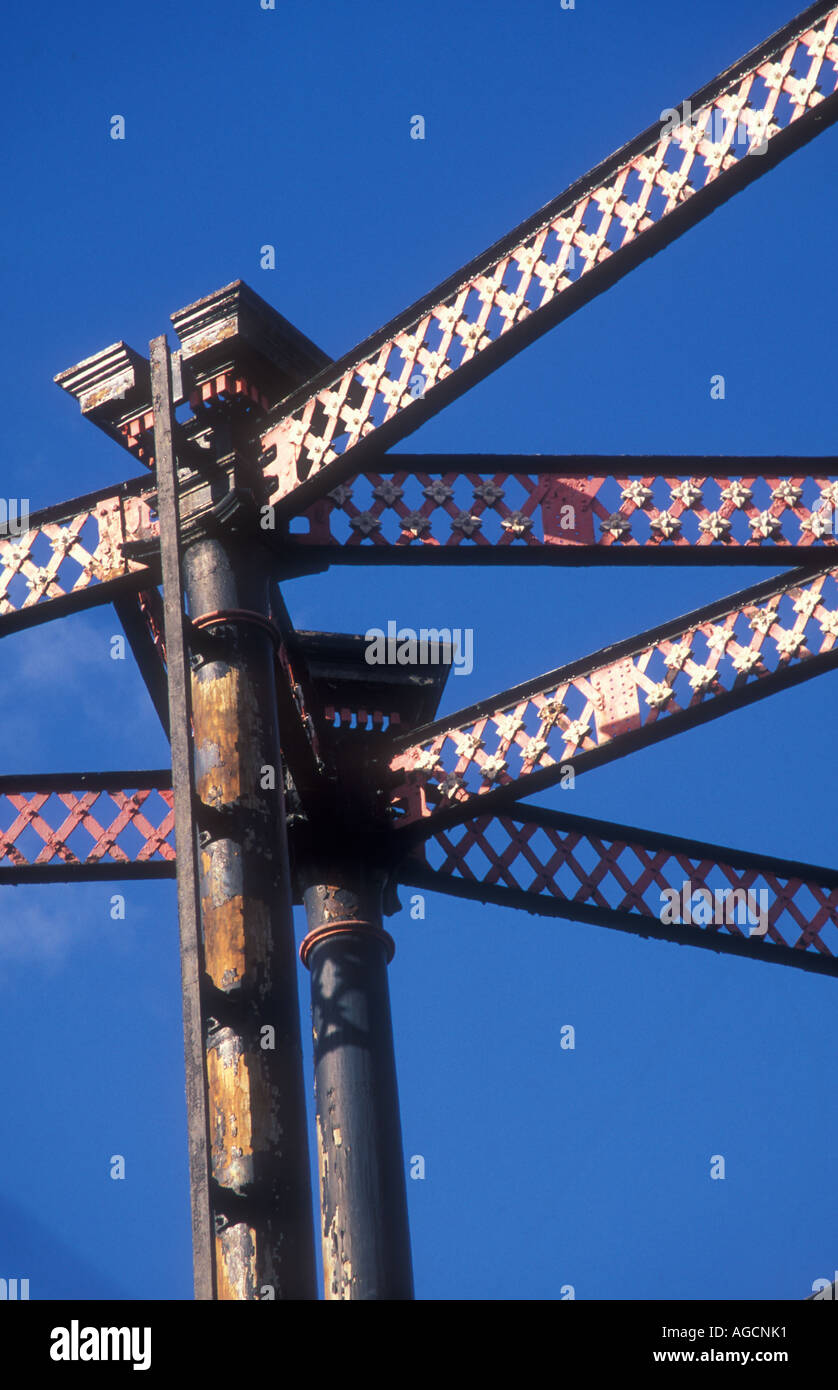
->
[183,533,316,1300]
[300,864,414,1299]
[151,333,315,1299]
[151,338,215,1300]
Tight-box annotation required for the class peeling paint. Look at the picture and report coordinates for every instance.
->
[184,537,315,1299]
[202,892,271,991]
[215,1224,258,1301]
[193,665,273,811]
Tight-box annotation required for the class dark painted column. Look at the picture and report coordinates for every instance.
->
[299,865,414,1300]
[182,533,316,1299]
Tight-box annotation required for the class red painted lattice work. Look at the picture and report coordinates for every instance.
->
[413,813,838,965]
[0,489,156,626]
[258,7,838,503]
[0,787,175,870]
[390,565,838,825]
[293,470,838,553]
[6,470,838,637]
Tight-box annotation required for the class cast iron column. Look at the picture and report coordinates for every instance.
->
[299,863,414,1299]
[183,530,316,1299]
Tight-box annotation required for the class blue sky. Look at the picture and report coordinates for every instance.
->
[1,0,837,1300]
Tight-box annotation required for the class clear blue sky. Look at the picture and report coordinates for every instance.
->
[1,0,837,1300]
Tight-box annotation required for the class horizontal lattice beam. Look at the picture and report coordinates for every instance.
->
[399,805,838,977]
[290,458,838,563]
[256,3,838,510]
[388,564,838,831]
[0,772,175,882]
[6,458,838,642]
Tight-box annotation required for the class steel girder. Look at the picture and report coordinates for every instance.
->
[6,0,838,1309]
[388,563,838,832]
[8,560,838,857]
[114,588,170,735]
[5,463,838,649]
[0,773,176,883]
[5,776,838,982]
[255,3,838,510]
[399,805,838,978]
[291,457,838,564]
[42,8,838,522]
[0,476,157,638]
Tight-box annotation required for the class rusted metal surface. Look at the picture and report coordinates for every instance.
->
[401,806,838,977]
[26,3,838,1302]
[299,870,413,1300]
[54,281,331,467]
[0,772,174,883]
[184,535,316,1301]
[151,336,216,1302]
[389,564,838,831]
[256,3,838,509]
[288,460,838,562]
[275,637,325,783]
[591,659,641,741]
[171,281,330,406]
[54,342,152,451]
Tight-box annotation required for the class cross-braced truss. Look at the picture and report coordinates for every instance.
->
[293,460,838,562]
[5,0,838,1303]
[4,463,838,644]
[256,5,838,507]
[389,564,838,830]
[401,806,838,977]
[0,773,175,883]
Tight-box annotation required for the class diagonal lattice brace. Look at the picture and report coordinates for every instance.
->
[114,588,170,736]
[256,3,838,511]
[290,457,838,564]
[388,564,838,832]
[267,584,327,804]
[0,772,175,883]
[0,476,157,638]
[398,805,838,977]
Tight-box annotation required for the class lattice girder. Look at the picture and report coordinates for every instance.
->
[388,564,838,829]
[0,775,176,882]
[7,465,838,641]
[291,460,838,560]
[0,478,157,637]
[400,807,838,977]
[256,4,838,510]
